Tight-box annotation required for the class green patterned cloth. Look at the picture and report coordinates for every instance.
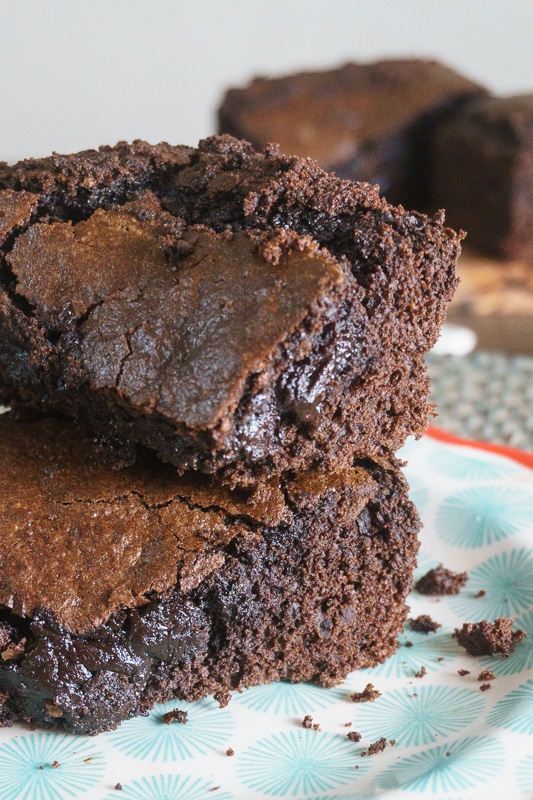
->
[428,351,533,453]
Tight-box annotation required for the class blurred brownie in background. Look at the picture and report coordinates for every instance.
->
[218,58,487,209]
[433,94,533,261]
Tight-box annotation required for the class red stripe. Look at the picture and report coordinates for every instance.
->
[426,426,533,471]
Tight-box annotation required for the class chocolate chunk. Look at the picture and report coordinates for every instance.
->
[454,618,526,657]
[415,564,468,595]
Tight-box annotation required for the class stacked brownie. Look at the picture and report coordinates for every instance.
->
[0,136,460,733]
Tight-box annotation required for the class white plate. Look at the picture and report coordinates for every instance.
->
[0,429,532,800]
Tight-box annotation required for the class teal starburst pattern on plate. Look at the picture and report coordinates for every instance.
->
[0,733,105,800]
[516,753,533,795]
[403,471,429,515]
[435,486,533,548]
[104,696,234,761]
[374,735,503,793]
[233,680,345,715]
[306,795,376,800]
[102,774,234,800]
[353,685,486,747]
[429,447,519,481]
[449,547,533,620]
[364,629,455,679]
[487,679,533,735]
[236,730,368,796]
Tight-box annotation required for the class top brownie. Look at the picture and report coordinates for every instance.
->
[218,59,486,209]
[0,136,460,482]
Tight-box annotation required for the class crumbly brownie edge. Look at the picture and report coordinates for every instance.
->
[0,457,420,734]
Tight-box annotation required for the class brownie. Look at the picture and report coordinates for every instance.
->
[218,59,486,208]
[0,136,460,483]
[433,94,533,259]
[454,618,526,657]
[0,414,420,734]
[415,563,468,595]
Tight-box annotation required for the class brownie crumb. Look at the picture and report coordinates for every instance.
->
[437,657,444,662]
[409,614,442,633]
[114,785,123,792]
[347,731,362,742]
[162,708,188,725]
[415,564,468,595]
[312,723,321,731]
[214,691,231,708]
[226,748,235,757]
[480,683,492,692]
[457,669,471,676]
[390,739,397,747]
[454,618,526,657]
[344,721,352,727]
[474,590,486,598]
[415,666,427,678]
[302,714,313,729]
[405,640,413,647]
[478,669,496,681]
[52,761,60,769]
[350,683,381,703]
[361,737,387,757]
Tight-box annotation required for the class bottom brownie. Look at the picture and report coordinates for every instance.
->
[0,416,420,734]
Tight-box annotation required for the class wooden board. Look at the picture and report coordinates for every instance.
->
[446,248,533,354]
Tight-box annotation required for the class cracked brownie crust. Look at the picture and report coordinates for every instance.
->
[0,136,460,482]
[0,414,420,734]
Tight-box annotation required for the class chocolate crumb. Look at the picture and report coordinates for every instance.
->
[415,564,468,595]
[412,692,418,697]
[446,751,452,757]
[355,765,359,770]
[350,683,381,703]
[52,761,60,769]
[415,666,427,678]
[457,669,471,676]
[437,657,444,662]
[312,723,321,731]
[405,640,413,647]
[302,714,313,729]
[409,614,442,633]
[214,691,231,708]
[162,708,188,725]
[478,669,496,681]
[454,618,526,657]
[344,721,352,727]
[361,737,388,756]
[347,731,362,742]
[474,590,486,598]
[480,683,492,692]
[226,748,235,757]
[114,785,123,792]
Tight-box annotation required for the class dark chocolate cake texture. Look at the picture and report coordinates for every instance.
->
[0,136,460,484]
[0,415,420,734]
